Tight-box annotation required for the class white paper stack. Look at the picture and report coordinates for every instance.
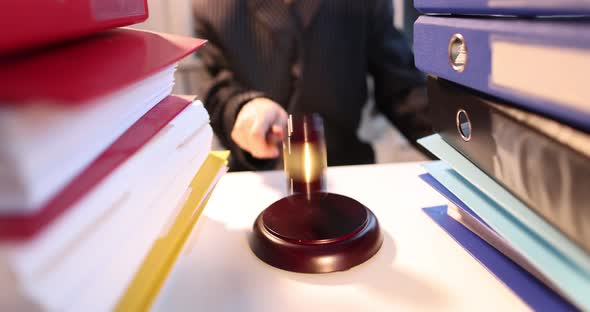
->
[0,65,175,212]
[0,27,227,311]
[0,97,217,311]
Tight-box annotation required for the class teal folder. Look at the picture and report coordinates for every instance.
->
[418,134,590,310]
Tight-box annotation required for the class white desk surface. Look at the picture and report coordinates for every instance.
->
[152,162,528,312]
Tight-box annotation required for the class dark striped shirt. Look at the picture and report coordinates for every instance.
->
[192,0,430,171]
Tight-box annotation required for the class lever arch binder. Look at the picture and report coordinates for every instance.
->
[415,0,590,16]
[414,16,590,131]
[427,76,590,254]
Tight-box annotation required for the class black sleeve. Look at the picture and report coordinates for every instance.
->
[367,0,434,154]
[193,12,277,171]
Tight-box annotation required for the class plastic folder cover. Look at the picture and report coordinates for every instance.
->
[0,0,148,54]
[422,161,590,310]
[0,28,206,105]
[418,135,590,272]
[418,134,590,310]
[422,205,575,312]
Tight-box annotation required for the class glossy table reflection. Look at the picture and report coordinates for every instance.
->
[152,162,529,312]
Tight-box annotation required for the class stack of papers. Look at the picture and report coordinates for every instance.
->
[0,65,175,212]
[0,27,206,216]
[0,27,228,311]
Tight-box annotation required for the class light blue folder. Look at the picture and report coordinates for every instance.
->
[418,134,590,310]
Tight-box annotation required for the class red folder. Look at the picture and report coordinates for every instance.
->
[0,0,149,55]
[0,95,193,240]
[0,28,207,105]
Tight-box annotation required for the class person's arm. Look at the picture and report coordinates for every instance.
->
[367,0,434,157]
[193,12,285,170]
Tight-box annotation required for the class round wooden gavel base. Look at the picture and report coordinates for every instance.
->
[249,192,383,273]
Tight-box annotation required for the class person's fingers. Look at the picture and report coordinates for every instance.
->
[231,97,288,159]
[266,106,288,144]
[268,124,284,143]
[265,105,288,153]
[231,118,251,151]
[273,109,288,136]
[249,115,278,158]
[232,111,269,157]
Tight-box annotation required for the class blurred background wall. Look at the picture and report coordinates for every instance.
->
[132,0,427,163]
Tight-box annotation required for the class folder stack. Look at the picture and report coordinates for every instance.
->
[412,1,590,310]
[0,1,228,311]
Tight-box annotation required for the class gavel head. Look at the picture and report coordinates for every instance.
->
[250,114,383,274]
[283,113,327,195]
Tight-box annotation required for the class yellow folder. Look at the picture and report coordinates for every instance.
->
[116,151,229,312]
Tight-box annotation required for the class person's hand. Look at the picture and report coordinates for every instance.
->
[231,98,288,159]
